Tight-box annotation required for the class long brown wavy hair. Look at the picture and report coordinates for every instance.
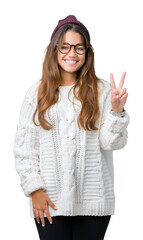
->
[33,23,102,131]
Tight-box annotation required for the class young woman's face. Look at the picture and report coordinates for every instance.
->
[57,30,86,74]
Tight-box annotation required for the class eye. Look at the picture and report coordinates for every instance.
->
[77,47,84,51]
[60,44,70,50]
[61,46,69,50]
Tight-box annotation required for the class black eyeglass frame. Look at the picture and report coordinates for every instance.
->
[56,43,89,55]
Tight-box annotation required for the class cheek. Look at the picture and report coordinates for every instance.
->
[57,52,65,68]
[80,56,86,66]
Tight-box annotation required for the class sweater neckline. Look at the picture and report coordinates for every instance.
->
[59,84,75,88]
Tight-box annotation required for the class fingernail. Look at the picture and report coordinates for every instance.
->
[54,206,57,210]
[50,221,53,224]
[42,224,45,227]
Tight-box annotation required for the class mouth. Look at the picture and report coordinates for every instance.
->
[64,59,79,65]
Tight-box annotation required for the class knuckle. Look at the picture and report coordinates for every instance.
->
[43,206,48,211]
[46,195,50,201]
[35,213,39,217]
[47,200,51,206]
[33,211,38,218]
[39,211,44,217]
[49,200,54,206]
[51,202,55,207]
[45,212,50,218]
[43,203,48,208]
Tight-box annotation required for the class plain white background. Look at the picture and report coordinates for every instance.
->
[0,0,142,239]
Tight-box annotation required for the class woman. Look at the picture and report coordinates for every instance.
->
[13,15,130,240]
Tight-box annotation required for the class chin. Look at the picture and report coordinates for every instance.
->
[63,65,83,73]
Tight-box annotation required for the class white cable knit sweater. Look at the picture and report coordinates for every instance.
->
[13,79,130,217]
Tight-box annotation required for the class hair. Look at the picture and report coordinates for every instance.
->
[33,23,103,131]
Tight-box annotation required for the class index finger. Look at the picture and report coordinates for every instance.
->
[110,73,116,89]
[119,72,126,88]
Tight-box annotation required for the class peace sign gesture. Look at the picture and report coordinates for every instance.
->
[110,72,128,112]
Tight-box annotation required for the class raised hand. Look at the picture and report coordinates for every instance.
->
[110,71,128,112]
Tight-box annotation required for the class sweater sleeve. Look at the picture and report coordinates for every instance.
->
[13,85,47,197]
[99,84,130,151]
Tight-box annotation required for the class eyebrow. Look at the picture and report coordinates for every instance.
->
[63,42,84,45]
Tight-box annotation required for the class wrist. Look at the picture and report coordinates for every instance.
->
[31,189,43,196]
[110,108,126,118]
[111,108,124,113]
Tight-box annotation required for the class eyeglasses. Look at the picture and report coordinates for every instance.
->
[56,43,89,55]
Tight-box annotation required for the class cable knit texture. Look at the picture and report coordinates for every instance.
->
[13,79,130,217]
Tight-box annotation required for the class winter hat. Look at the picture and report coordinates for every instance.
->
[51,15,90,41]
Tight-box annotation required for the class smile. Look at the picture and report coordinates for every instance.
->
[64,59,78,65]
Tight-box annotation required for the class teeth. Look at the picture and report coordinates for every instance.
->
[65,60,77,63]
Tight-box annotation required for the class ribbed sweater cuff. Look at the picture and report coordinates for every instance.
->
[21,175,46,197]
[105,110,130,133]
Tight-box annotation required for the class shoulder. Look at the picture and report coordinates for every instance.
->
[23,80,41,105]
[97,78,111,97]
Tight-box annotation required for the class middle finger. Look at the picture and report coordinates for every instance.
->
[39,211,45,227]
[119,72,126,89]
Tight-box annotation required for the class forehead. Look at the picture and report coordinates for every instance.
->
[62,30,84,44]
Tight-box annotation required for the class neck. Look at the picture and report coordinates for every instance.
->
[60,70,77,86]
